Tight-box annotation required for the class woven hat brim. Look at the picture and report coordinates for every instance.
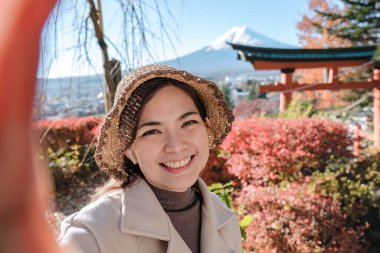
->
[95,64,234,182]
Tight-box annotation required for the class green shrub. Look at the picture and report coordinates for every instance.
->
[310,153,380,250]
[208,182,253,240]
[46,144,98,192]
[34,117,103,192]
[280,97,317,119]
[208,181,234,208]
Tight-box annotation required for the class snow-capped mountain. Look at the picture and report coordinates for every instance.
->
[163,26,295,76]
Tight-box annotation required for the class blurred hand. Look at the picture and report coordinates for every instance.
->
[0,0,62,252]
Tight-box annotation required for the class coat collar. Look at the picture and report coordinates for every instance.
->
[119,178,235,252]
[120,178,171,241]
[196,179,236,252]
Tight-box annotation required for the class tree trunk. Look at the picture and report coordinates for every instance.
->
[88,0,117,111]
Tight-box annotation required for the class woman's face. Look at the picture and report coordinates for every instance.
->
[126,85,210,192]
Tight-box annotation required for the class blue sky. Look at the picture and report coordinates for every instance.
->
[39,0,312,78]
[160,0,310,52]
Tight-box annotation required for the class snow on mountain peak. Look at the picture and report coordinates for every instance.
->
[163,26,295,76]
[206,25,294,51]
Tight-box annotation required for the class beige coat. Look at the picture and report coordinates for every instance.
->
[59,178,242,253]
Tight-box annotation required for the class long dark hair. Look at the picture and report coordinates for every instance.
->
[92,77,207,200]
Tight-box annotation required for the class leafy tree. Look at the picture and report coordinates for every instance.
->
[313,0,380,63]
[296,0,376,111]
[313,0,379,46]
[296,0,351,85]
[220,83,233,108]
[296,0,349,110]
[247,80,259,100]
[297,0,351,49]
[280,96,317,119]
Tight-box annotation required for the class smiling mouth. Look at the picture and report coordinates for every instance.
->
[160,155,195,169]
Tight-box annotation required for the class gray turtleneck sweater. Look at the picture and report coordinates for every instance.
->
[149,183,202,253]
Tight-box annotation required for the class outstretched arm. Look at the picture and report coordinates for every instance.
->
[0,1,61,253]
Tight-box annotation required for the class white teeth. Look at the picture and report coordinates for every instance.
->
[162,157,191,168]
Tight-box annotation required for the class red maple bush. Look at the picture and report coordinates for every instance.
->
[217,117,369,251]
[233,99,278,119]
[221,118,352,186]
[33,116,103,150]
[237,178,364,252]
[33,117,105,194]
[202,147,237,185]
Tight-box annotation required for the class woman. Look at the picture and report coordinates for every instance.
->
[59,64,241,253]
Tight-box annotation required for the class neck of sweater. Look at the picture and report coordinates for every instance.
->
[148,184,197,211]
[147,181,202,253]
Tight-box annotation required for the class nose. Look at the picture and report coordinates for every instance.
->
[163,130,187,153]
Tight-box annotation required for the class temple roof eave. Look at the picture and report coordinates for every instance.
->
[229,43,377,70]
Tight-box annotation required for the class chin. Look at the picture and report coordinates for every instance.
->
[167,176,199,192]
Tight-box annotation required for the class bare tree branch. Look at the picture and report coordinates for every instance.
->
[41,0,180,113]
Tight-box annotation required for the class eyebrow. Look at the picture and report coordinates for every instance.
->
[137,111,199,130]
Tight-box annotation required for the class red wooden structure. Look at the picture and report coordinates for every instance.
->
[229,43,380,149]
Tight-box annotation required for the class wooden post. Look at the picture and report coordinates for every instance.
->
[328,67,338,84]
[280,93,292,112]
[279,69,294,112]
[354,124,361,156]
[373,68,380,151]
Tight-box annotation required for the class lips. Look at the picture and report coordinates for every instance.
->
[160,155,195,173]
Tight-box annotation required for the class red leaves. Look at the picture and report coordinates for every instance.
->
[33,116,103,150]
[237,180,364,252]
[233,99,278,119]
[204,117,366,251]
[221,118,352,186]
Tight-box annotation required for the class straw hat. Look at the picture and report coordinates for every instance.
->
[95,64,234,183]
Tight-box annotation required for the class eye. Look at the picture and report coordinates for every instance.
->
[182,120,199,127]
[141,129,160,136]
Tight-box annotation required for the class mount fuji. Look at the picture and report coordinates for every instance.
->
[163,26,295,77]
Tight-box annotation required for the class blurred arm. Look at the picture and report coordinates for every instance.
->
[0,1,61,253]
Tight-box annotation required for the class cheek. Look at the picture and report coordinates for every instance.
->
[197,125,209,141]
[134,150,156,177]
[196,133,210,170]
[132,141,154,163]
[135,147,152,160]
[190,127,210,150]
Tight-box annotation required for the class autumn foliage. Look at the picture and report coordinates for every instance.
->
[33,116,102,150]
[238,179,364,252]
[295,0,354,110]
[233,99,278,119]
[202,147,237,185]
[296,0,349,85]
[221,118,352,186]
[215,117,373,252]
[297,0,350,50]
